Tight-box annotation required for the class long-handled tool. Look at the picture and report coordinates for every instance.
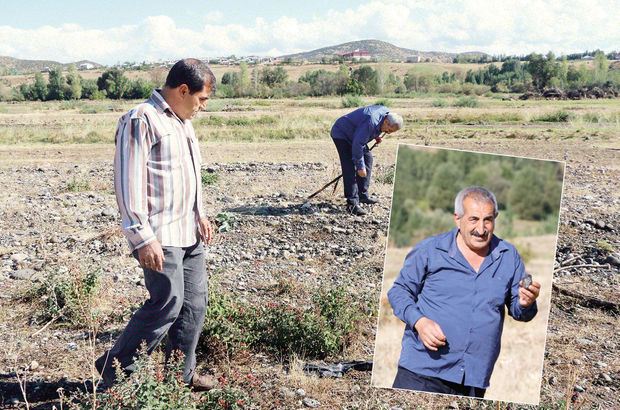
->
[304,132,386,204]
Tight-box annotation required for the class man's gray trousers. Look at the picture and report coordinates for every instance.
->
[95,241,208,386]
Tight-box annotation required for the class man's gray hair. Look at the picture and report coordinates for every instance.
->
[385,112,403,130]
[454,186,498,217]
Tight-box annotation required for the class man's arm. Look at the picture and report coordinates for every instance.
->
[388,246,447,350]
[114,116,160,258]
[507,252,539,321]
[351,122,373,173]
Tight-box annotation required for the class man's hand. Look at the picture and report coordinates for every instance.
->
[375,135,383,144]
[357,169,367,178]
[519,280,540,307]
[138,241,165,271]
[414,317,447,351]
[199,217,212,245]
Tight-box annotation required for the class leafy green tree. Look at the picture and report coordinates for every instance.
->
[593,51,609,85]
[221,71,234,85]
[65,64,82,99]
[426,162,461,213]
[508,167,546,220]
[352,65,378,94]
[47,67,66,100]
[260,66,288,88]
[97,68,129,99]
[81,79,104,99]
[126,78,154,99]
[235,62,250,97]
[32,73,48,100]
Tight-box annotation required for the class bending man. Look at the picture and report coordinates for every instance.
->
[330,105,402,216]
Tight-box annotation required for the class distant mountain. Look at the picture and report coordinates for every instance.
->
[279,39,488,63]
[0,56,102,73]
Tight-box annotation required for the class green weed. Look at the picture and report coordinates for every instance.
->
[453,96,479,107]
[341,94,363,108]
[534,110,571,122]
[201,170,220,185]
[67,178,90,192]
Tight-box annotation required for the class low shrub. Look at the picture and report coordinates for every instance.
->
[201,170,220,185]
[24,265,101,326]
[200,285,366,361]
[453,96,479,108]
[341,94,363,108]
[374,98,390,107]
[534,110,571,122]
[70,345,197,409]
[431,99,447,107]
[376,164,395,185]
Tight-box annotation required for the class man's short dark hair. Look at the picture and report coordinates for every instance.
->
[165,58,216,94]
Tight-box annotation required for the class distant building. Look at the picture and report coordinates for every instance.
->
[41,67,50,73]
[79,63,95,70]
[340,49,371,61]
[406,55,421,63]
[582,55,594,60]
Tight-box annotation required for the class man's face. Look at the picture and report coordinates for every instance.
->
[381,121,399,134]
[454,196,496,253]
[178,83,211,120]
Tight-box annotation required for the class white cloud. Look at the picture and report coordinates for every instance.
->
[0,0,617,65]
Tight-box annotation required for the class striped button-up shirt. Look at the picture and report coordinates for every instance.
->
[113,89,205,251]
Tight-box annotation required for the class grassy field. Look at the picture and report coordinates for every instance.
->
[0,95,618,145]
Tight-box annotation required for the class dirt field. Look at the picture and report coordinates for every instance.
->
[0,97,618,408]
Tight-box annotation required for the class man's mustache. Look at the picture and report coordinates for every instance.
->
[470,229,489,238]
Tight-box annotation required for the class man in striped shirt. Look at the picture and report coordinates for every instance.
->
[96,59,217,390]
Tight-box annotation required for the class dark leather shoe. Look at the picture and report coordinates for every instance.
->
[189,373,219,391]
[346,204,367,216]
[360,196,378,204]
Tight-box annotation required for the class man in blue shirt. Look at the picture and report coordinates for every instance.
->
[331,105,403,216]
[388,186,540,397]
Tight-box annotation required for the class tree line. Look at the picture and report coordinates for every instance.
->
[7,51,619,102]
[12,65,155,101]
[389,148,564,247]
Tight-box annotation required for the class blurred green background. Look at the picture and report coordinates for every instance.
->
[388,145,565,248]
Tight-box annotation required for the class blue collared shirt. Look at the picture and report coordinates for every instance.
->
[387,228,537,389]
[330,105,389,171]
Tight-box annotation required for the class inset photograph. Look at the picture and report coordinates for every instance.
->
[372,145,565,405]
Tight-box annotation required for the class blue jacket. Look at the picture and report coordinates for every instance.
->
[387,228,537,389]
[331,105,389,171]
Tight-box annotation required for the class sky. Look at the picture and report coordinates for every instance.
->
[1,0,618,65]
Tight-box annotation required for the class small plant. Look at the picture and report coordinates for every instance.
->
[431,99,447,107]
[201,170,220,185]
[597,239,613,254]
[71,344,197,409]
[215,213,236,232]
[67,178,90,192]
[341,94,363,108]
[374,98,390,107]
[199,379,250,409]
[25,265,102,327]
[376,164,395,185]
[534,110,571,122]
[453,96,479,107]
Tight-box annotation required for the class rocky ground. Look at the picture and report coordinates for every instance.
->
[0,134,618,409]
